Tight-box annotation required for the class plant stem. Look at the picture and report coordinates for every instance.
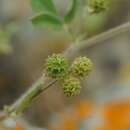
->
[7,75,57,116]
[2,21,130,118]
[63,24,77,43]
[77,21,130,50]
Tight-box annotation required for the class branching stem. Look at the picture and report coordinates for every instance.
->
[2,21,130,119]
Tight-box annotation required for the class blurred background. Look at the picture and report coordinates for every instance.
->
[0,0,130,130]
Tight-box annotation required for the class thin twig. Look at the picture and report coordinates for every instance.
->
[2,21,130,119]
[8,75,57,115]
[64,22,130,59]
[77,21,130,50]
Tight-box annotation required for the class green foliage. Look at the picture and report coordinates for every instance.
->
[71,56,93,78]
[64,0,79,23]
[31,0,62,29]
[45,54,69,78]
[31,0,80,29]
[31,0,57,14]
[62,76,81,97]
[31,13,63,28]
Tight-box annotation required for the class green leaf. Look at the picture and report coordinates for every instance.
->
[31,13,63,29]
[64,0,79,23]
[31,0,57,14]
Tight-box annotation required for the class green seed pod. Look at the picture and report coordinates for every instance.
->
[87,0,109,14]
[45,53,68,78]
[71,56,93,78]
[62,76,81,97]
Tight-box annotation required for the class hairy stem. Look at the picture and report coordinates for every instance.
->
[63,24,77,43]
[77,21,130,50]
[3,21,130,118]
[8,75,57,116]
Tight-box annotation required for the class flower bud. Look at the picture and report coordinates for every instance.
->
[46,54,68,78]
[87,0,109,14]
[62,76,81,97]
[71,56,93,78]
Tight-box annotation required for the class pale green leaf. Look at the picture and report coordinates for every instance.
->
[31,0,57,14]
[31,13,63,29]
[64,0,79,23]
